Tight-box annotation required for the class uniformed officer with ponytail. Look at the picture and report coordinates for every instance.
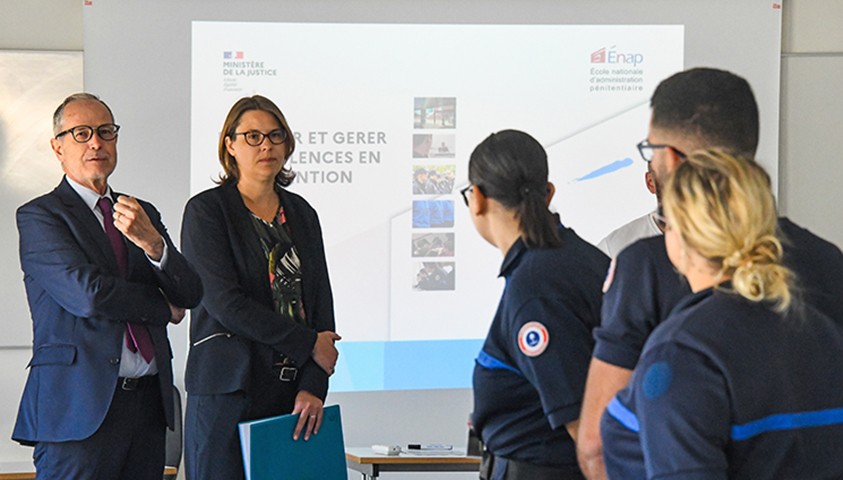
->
[466,130,609,480]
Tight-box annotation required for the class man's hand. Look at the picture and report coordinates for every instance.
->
[169,302,186,325]
[577,358,633,480]
[291,390,323,441]
[312,331,341,375]
[112,195,165,261]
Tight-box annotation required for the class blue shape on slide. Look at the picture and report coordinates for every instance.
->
[575,157,633,181]
[331,341,386,391]
[331,339,484,392]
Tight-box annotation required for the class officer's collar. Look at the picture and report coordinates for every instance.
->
[499,237,527,278]
[674,279,734,313]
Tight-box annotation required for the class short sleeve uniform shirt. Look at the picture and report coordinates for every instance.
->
[472,227,609,468]
[593,217,843,370]
[601,286,843,479]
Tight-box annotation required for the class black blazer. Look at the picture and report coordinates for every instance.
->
[13,178,202,444]
[181,182,335,399]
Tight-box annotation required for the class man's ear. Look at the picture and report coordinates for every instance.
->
[665,147,685,171]
[645,171,656,194]
[50,138,64,162]
[545,182,556,206]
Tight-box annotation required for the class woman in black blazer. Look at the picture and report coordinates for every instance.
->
[181,95,340,480]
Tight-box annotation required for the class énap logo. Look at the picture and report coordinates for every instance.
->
[590,45,644,67]
[591,48,607,63]
[223,51,245,60]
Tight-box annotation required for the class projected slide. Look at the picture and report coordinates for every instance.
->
[191,22,683,391]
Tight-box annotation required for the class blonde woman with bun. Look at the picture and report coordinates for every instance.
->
[601,149,843,479]
[662,149,791,310]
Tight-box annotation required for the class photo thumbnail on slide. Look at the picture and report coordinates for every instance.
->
[413,134,455,158]
[413,262,455,291]
[412,233,455,258]
[412,165,456,195]
[412,200,455,228]
[414,97,456,129]
[191,22,684,391]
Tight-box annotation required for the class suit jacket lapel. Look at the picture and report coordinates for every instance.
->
[55,178,122,276]
[222,182,273,304]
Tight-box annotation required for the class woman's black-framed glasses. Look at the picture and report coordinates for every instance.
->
[460,185,474,206]
[233,129,288,146]
[636,139,686,163]
[55,123,120,143]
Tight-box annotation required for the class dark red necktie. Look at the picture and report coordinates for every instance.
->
[97,197,155,363]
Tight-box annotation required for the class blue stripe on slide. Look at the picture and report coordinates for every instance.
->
[330,339,484,392]
[731,406,843,441]
[475,349,522,376]
[606,397,640,433]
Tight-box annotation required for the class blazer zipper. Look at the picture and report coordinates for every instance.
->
[192,332,232,347]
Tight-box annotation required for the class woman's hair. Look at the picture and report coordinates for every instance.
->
[217,95,296,186]
[662,148,791,311]
[468,130,560,248]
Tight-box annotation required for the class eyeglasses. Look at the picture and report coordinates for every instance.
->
[459,184,485,207]
[459,185,473,206]
[636,139,686,163]
[652,212,671,231]
[55,124,120,143]
[232,129,288,147]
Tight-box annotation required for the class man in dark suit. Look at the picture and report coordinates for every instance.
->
[12,93,203,479]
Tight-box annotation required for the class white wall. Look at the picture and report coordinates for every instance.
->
[0,0,83,467]
[1,3,842,480]
[779,0,843,247]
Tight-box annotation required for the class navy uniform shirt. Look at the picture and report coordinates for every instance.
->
[593,217,843,370]
[472,227,609,468]
[601,286,843,479]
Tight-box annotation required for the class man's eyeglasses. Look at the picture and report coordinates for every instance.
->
[636,139,686,163]
[55,124,120,143]
[652,212,670,231]
[232,129,288,147]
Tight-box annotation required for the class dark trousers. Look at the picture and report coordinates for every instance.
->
[480,451,585,480]
[34,376,166,480]
[183,371,298,480]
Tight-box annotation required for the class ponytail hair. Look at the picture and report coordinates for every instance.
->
[662,149,792,311]
[469,130,560,249]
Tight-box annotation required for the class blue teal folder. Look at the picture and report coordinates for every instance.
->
[238,404,346,480]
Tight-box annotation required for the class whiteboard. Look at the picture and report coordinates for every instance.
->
[0,51,83,347]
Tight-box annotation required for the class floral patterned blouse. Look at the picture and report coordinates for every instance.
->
[249,200,308,327]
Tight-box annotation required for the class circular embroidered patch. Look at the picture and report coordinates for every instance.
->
[518,322,549,357]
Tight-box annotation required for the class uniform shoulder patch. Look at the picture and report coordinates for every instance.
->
[518,321,549,357]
